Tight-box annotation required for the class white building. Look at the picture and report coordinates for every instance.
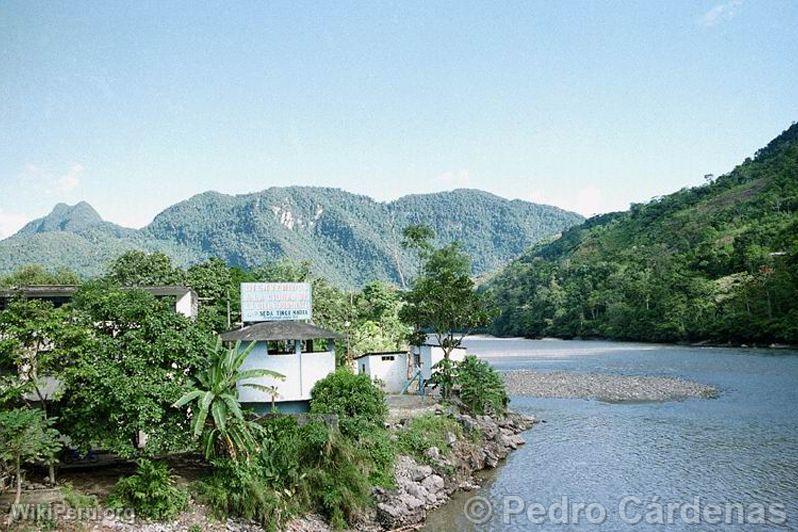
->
[413,344,468,381]
[220,320,341,414]
[355,344,469,395]
[355,351,409,393]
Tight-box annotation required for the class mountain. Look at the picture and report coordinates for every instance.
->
[15,201,104,235]
[0,188,583,287]
[486,123,798,344]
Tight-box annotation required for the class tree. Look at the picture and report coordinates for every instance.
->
[174,340,284,461]
[401,224,436,256]
[186,258,236,332]
[60,284,213,457]
[309,369,387,439]
[400,241,496,361]
[0,298,88,483]
[0,408,61,504]
[107,251,184,286]
[252,259,311,283]
[0,264,80,288]
[349,282,410,356]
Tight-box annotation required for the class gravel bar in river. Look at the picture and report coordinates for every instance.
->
[502,370,717,402]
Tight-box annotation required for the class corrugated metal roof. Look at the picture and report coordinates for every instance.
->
[220,320,343,341]
[0,285,194,298]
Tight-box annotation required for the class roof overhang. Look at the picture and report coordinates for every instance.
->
[220,320,343,342]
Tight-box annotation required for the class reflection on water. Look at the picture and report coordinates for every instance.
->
[423,338,798,531]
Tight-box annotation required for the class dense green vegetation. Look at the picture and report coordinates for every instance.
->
[488,123,798,344]
[107,460,189,521]
[0,237,511,528]
[0,188,582,287]
[400,225,496,358]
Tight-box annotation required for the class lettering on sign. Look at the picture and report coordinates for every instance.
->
[241,283,312,322]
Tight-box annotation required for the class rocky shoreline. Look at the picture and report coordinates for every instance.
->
[502,370,717,402]
[370,410,536,530]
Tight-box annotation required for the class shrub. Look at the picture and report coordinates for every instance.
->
[107,460,189,521]
[309,369,388,438]
[193,459,287,531]
[357,427,395,487]
[195,417,374,530]
[297,422,372,529]
[0,407,62,504]
[258,415,303,487]
[62,483,98,509]
[456,355,508,416]
[395,414,462,462]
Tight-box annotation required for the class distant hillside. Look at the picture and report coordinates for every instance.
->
[487,123,798,344]
[0,188,582,287]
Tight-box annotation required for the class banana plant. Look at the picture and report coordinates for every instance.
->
[174,339,284,461]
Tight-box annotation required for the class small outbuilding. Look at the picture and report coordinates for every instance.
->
[220,320,342,414]
[413,344,468,381]
[356,344,469,395]
[355,351,409,393]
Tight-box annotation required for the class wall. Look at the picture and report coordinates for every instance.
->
[237,342,335,403]
[175,291,198,319]
[358,352,408,393]
[416,345,467,380]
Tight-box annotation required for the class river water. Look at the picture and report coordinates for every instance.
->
[422,337,798,531]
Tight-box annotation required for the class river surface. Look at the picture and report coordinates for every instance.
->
[422,337,798,531]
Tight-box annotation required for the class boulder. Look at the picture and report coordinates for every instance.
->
[410,464,433,481]
[422,474,445,495]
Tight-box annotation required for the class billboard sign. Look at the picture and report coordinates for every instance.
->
[241,282,312,322]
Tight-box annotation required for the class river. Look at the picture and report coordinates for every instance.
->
[422,337,798,531]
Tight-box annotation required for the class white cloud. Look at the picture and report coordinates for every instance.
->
[17,162,85,195]
[436,169,472,188]
[0,209,29,239]
[700,0,742,27]
[54,164,84,193]
[523,185,606,217]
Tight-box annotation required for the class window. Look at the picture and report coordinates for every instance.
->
[381,355,395,361]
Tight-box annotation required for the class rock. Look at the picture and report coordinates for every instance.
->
[405,481,429,502]
[377,502,403,520]
[458,415,479,433]
[410,464,433,481]
[484,449,499,468]
[459,480,480,491]
[445,431,457,446]
[405,495,425,511]
[422,474,445,494]
[424,447,441,461]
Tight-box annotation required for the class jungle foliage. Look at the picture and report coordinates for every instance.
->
[488,123,798,345]
[0,188,582,287]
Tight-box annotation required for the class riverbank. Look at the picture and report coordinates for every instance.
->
[477,334,798,351]
[370,409,535,530]
[6,404,534,532]
[502,370,717,402]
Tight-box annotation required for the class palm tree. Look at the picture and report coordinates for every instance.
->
[174,339,284,461]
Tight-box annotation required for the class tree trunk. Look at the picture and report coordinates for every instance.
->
[14,455,21,505]
[48,463,55,485]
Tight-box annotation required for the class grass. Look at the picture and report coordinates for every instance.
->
[394,413,462,463]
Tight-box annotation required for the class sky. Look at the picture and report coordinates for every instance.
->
[1,1,796,237]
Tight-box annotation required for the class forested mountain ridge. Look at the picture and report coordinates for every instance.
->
[0,187,582,287]
[487,123,798,344]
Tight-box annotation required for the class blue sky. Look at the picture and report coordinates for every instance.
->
[1,1,796,237]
